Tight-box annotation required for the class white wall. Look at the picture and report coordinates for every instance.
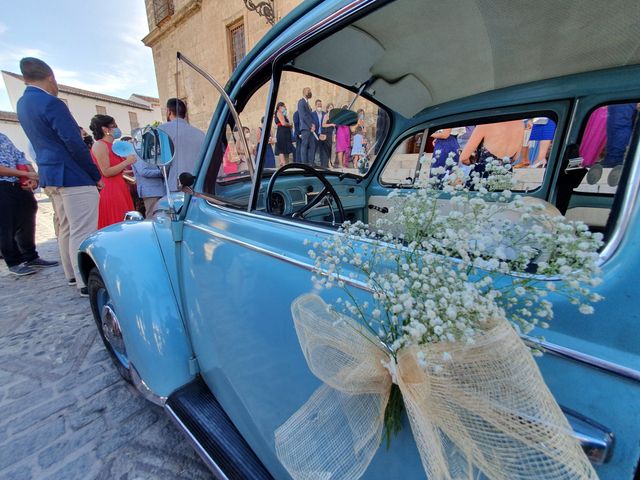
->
[0,120,35,162]
[2,73,162,137]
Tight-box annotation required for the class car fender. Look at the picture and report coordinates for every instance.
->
[78,220,194,398]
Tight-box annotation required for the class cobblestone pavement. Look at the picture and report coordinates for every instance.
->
[0,195,211,479]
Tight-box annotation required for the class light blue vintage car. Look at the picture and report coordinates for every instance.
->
[78,0,640,478]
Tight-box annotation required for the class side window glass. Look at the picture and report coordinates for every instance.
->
[201,82,271,208]
[400,116,557,191]
[380,131,425,185]
[255,69,390,215]
[564,102,639,234]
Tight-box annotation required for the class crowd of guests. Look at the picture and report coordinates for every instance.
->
[0,57,204,297]
[4,57,635,297]
[428,118,558,180]
[236,87,376,174]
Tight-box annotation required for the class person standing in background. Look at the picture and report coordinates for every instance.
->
[296,87,316,165]
[322,103,336,167]
[131,151,165,218]
[159,98,205,192]
[90,115,135,229]
[0,133,58,276]
[274,102,294,167]
[16,57,102,296]
[335,105,352,167]
[255,116,276,169]
[293,110,301,163]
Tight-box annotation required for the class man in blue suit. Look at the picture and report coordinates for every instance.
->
[296,87,316,165]
[17,57,103,296]
[312,99,333,168]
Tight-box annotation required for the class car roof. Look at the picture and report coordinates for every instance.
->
[289,0,640,117]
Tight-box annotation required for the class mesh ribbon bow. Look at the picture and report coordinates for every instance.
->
[275,294,597,480]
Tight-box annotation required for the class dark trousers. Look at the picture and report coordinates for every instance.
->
[317,138,332,168]
[0,182,38,267]
[299,130,317,165]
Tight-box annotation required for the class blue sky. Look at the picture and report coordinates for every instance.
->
[0,0,158,111]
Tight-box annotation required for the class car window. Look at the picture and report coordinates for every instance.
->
[200,82,271,208]
[564,101,639,235]
[380,131,426,185]
[381,115,556,191]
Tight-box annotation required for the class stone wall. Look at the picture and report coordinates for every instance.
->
[143,0,303,132]
[142,0,383,140]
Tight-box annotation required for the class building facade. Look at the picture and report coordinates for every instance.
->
[142,0,303,131]
[1,71,162,160]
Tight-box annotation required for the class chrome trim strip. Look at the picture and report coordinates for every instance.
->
[203,198,342,235]
[522,335,640,383]
[129,364,167,406]
[598,132,640,264]
[184,219,369,291]
[185,217,640,383]
[165,404,230,480]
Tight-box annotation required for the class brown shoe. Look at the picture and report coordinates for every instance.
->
[514,161,530,169]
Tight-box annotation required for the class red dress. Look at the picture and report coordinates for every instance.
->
[92,140,134,229]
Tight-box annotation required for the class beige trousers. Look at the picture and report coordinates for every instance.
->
[45,186,99,289]
[143,196,161,218]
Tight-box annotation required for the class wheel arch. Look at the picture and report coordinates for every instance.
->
[78,222,195,398]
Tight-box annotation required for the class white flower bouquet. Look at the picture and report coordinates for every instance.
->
[275,156,603,480]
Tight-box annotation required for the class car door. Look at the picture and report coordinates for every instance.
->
[368,95,640,479]
[179,63,640,480]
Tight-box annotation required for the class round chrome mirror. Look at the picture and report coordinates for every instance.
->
[131,128,143,157]
[139,126,175,167]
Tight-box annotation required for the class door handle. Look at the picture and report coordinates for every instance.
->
[562,406,614,465]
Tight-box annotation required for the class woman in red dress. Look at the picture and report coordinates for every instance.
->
[89,115,135,229]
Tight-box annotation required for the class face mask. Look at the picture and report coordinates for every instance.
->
[111,127,122,139]
[306,91,312,99]
[282,109,288,116]
[316,107,323,112]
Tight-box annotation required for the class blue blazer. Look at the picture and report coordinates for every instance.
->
[311,110,325,135]
[296,97,314,131]
[17,86,101,187]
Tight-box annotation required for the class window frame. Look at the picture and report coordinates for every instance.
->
[128,111,139,131]
[227,19,246,74]
[152,0,174,26]
[561,98,640,254]
[376,103,567,198]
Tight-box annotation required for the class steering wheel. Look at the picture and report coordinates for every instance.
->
[265,163,345,224]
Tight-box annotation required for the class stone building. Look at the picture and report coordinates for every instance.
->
[142,0,305,132]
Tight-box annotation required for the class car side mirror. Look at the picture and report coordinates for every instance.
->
[134,126,175,167]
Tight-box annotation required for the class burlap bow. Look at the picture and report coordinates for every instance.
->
[275,294,598,480]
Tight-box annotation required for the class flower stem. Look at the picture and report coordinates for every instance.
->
[382,383,404,449]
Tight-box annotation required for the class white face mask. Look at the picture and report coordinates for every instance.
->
[316,107,323,112]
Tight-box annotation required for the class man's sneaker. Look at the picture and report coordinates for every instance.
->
[68,278,77,285]
[79,287,89,298]
[8,265,37,276]
[24,258,59,268]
